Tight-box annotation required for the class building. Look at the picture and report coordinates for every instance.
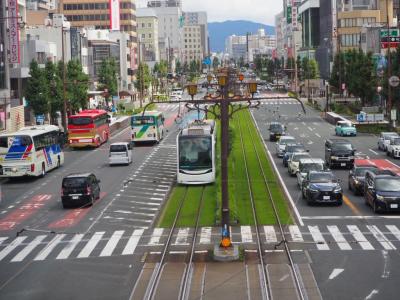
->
[26,0,55,10]
[275,12,285,61]
[298,0,320,60]
[182,25,203,64]
[136,8,160,66]
[183,11,208,57]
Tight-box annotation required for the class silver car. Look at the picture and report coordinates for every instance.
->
[275,136,296,157]
[109,142,132,165]
[288,152,311,176]
[378,132,399,151]
[296,158,325,188]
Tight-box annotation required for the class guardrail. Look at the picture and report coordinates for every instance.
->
[325,111,348,125]
[110,116,130,134]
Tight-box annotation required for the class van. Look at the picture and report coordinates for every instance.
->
[325,139,355,168]
[61,173,101,208]
[109,142,132,165]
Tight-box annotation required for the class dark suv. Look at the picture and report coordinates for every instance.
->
[269,122,286,141]
[61,173,101,208]
[364,170,400,213]
[348,165,378,195]
[302,171,343,205]
[325,139,356,168]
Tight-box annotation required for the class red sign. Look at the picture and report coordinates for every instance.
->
[8,0,20,63]
[381,42,400,49]
[109,0,120,30]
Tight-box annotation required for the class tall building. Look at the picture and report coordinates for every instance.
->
[182,25,203,64]
[137,8,160,65]
[183,11,208,57]
[26,0,56,10]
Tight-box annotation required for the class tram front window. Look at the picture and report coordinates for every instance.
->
[179,136,212,170]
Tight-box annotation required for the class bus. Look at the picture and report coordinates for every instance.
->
[177,119,216,185]
[131,111,165,144]
[0,125,65,177]
[68,109,110,148]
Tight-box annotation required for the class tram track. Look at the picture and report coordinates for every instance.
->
[236,111,306,300]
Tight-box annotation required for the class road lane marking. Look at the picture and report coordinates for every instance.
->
[99,230,125,257]
[149,228,164,246]
[199,227,212,244]
[173,228,190,245]
[264,226,277,243]
[289,225,304,242]
[241,226,253,243]
[122,229,144,255]
[302,215,400,219]
[367,225,396,250]
[386,225,400,241]
[56,234,85,259]
[315,133,321,138]
[327,226,351,250]
[328,268,344,280]
[11,235,47,262]
[34,234,66,261]
[343,195,361,216]
[347,225,374,250]
[0,236,27,261]
[77,232,105,258]
[0,237,8,246]
[369,149,378,155]
[308,226,329,250]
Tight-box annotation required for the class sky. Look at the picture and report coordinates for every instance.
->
[136,0,282,26]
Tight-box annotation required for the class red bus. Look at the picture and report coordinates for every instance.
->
[68,110,110,148]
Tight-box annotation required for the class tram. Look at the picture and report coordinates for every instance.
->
[176,119,216,185]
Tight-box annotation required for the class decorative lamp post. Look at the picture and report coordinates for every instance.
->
[207,74,213,84]
[248,80,258,97]
[238,73,244,82]
[217,73,228,87]
[187,83,198,101]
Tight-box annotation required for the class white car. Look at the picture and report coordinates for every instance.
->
[378,132,398,151]
[109,142,132,165]
[387,136,400,158]
[296,158,325,188]
[275,136,296,157]
[288,152,311,176]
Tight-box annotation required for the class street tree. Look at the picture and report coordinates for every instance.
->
[44,60,63,123]
[175,60,182,75]
[135,62,152,95]
[97,58,118,104]
[329,51,346,93]
[213,56,220,69]
[67,59,89,112]
[26,60,49,116]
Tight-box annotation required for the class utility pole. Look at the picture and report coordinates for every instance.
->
[59,0,68,131]
[387,0,392,121]
[138,37,143,108]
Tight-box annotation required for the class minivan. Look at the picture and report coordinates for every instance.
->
[325,139,355,168]
[109,142,132,165]
[61,173,101,208]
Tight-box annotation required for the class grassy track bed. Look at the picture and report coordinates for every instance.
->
[157,109,292,228]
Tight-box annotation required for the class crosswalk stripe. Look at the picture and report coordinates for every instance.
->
[241,226,253,243]
[77,232,105,258]
[347,225,374,250]
[367,225,396,250]
[264,226,277,243]
[122,229,144,255]
[56,234,85,260]
[174,228,189,245]
[99,230,124,257]
[149,228,164,246]
[327,226,351,250]
[289,225,304,242]
[34,234,66,261]
[0,237,8,246]
[199,227,212,244]
[0,237,27,261]
[308,226,329,250]
[386,225,400,241]
[11,235,47,262]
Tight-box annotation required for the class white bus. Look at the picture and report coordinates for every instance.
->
[0,125,65,177]
[177,119,216,185]
[131,111,165,144]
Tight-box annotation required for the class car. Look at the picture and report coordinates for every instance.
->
[296,158,325,188]
[386,136,400,158]
[61,173,101,208]
[325,139,356,169]
[109,142,132,165]
[301,171,343,205]
[275,136,296,157]
[378,132,399,151]
[288,152,311,176]
[348,164,378,195]
[364,170,400,213]
[335,121,357,136]
[282,143,307,167]
[269,122,286,142]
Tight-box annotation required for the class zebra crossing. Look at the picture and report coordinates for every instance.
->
[259,100,299,105]
[156,104,180,111]
[2,224,400,263]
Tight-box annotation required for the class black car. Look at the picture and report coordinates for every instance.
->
[364,170,400,213]
[325,138,356,168]
[282,143,307,167]
[348,165,378,195]
[302,171,343,205]
[61,173,101,208]
[269,122,286,141]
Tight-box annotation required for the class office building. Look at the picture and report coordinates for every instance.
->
[182,25,203,64]
[137,8,160,65]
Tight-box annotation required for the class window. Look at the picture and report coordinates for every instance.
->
[33,131,59,150]
[141,33,145,38]
[148,23,152,27]
[142,23,145,28]
[149,34,152,38]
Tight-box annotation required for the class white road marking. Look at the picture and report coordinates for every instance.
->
[369,149,378,155]
[56,234,85,260]
[241,226,253,243]
[149,228,164,246]
[122,229,144,255]
[11,235,47,262]
[386,225,400,241]
[174,228,190,245]
[308,226,329,250]
[0,237,8,246]
[199,227,212,244]
[34,234,66,261]
[302,215,400,220]
[328,268,344,280]
[0,237,27,261]
[365,289,379,300]
[289,225,304,242]
[367,225,396,250]
[77,232,105,258]
[99,230,125,257]
[315,133,321,138]
[347,225,374,250]
[327,226,351,250]
[264,226,277,243]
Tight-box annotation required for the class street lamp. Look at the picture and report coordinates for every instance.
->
[217,73,227,87]
[248,80,258,97]
[207,73,213,84]
[186,83,198,101]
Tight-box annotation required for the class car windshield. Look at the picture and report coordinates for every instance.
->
[69,117,93,126]
[301,163,324,173]
[332,143,353,151]
[179,136,212,170]
[355,167,377,176]
[270,123,283,130]
[286,145,305,153]
[392,138,400,145]
[309,173,334,182]
[110,145,127,152]
[292,154,310,162]
[279,138,295,145]
[384,134,398,140]
[375,178,400,192]
[339,122,352,127]
[62,177,87,188]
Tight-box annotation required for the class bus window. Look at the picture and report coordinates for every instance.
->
[0,137,7,148]
[69,117,93,126]
[8,136,33,147]
[132,116,155,125]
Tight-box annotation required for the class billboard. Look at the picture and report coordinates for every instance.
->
[109,0,120,31]
[8,0,20,63]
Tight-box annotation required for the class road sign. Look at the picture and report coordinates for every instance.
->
[35,114,45,125]
[287,6,292,24]
[203,57,211,66]
[380,29,399,38]
[391,109,397,121]
[389,76,400,87]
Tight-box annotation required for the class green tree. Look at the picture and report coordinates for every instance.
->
[183,62,189,74]
[25,60,49,116]
[212,56,220,69]
[189,60,198,81]
[135,62,152,94]
[329,52,346,93]
[67,59,89,112]
[238,56,245,68]
[97,58,118,104]
[175,60,182,75]
[309,59,319,79]
[44,60,63,123]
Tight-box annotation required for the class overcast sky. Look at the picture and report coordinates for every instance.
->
[136,0,282,25]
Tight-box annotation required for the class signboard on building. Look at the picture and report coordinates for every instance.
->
[380,29,400,38]
[109,0,120,31]
[8,0,20,63]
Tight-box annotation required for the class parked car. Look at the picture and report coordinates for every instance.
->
[61,173,101,208]
[282,143,307,167]
[386,136,400,158]
[335,121,357,136]
[378,132,399,151]
[269,122,286,142]
[109,142,132,165]
[275,136,296,157]
[325,139,356,168]
[364,170,400,213]
[296,158,325,188]
[288,152,311,176]
[348,164,378,195]
[301,171,343,205]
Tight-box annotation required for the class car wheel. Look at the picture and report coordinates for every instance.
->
[57,157,61,168]
[348,180,352,191]
[40,163,46,177]
[302,189,306,199]
[364,196,369,206]
[373,200,379,213]
[62,202,69,209]
[337,199,343,206]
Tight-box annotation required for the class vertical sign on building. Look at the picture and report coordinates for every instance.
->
[291,0,298,29]
[8,0,20,63]
[109,0,120,30]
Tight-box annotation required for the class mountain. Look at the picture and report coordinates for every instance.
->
[208,20,275,53]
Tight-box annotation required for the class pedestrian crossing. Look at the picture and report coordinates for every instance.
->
[2,224,400,263]
[259,101,299,105]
